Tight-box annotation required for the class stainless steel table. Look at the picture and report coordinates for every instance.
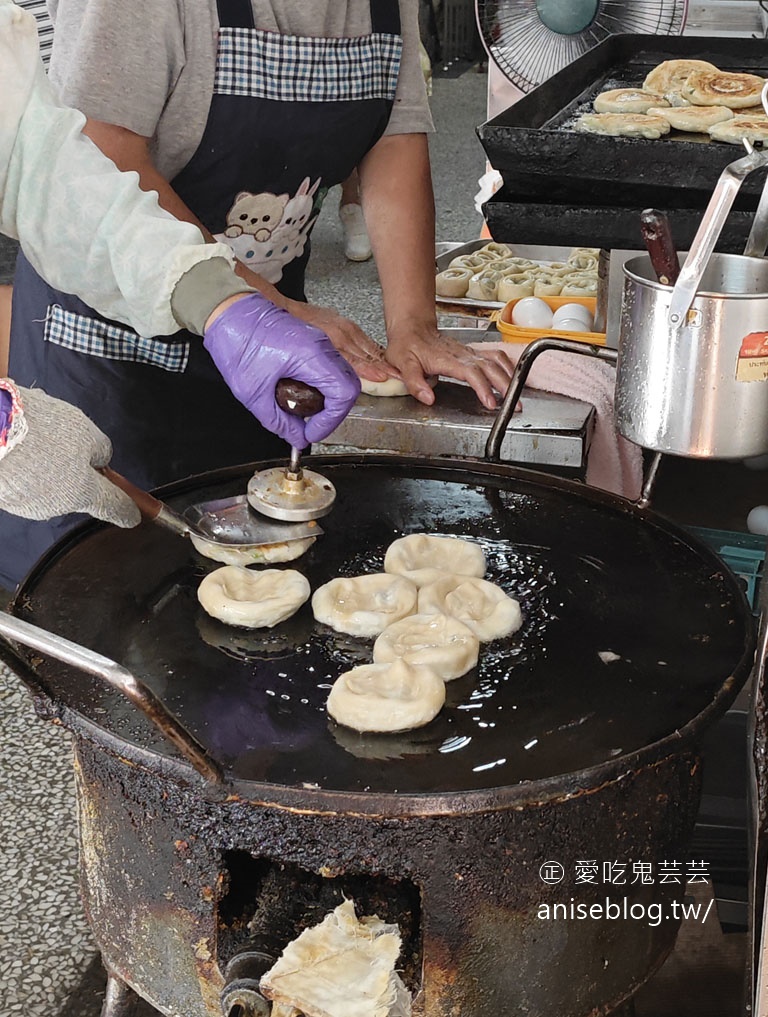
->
[321,328,596,473]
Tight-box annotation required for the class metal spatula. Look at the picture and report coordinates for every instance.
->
[102,468,322,556]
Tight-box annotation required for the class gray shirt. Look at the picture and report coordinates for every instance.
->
[47,0,434,181]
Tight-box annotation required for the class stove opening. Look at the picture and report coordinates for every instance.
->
[217,850,423,992]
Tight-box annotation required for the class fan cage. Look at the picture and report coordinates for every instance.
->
[476,0,689,92]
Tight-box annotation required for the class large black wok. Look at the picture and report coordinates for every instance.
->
[0,455,755,1017]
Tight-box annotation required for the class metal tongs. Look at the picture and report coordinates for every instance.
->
[669,82,768,330]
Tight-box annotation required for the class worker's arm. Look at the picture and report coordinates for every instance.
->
[359,132,514,409]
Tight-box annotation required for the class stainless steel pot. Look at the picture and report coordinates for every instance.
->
[616,251,768,458]
[616,147,768,460]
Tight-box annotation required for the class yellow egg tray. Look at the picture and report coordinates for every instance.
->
[495,295,607,346]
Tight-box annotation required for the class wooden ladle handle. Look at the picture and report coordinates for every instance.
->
[99,467,190,537]
[100,466,164,520]
[640,208,681,286]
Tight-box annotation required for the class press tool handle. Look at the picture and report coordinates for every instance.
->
[275,379,325,475]
[275,378,325,417]
[640,209,681,286]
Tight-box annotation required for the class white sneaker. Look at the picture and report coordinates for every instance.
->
[339,203,372,262]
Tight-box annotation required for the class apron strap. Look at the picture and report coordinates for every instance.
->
[217,0,399,37]
[370,0,401,36]
[216,0,255,30]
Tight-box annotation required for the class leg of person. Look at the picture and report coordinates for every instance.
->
[338,169,372,262]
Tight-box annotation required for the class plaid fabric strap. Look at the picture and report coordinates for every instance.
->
[43,305,190,374]
[0,379,29,463]
[215,30,403,102]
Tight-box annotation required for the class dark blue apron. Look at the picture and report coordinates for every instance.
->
[3,0,402,588]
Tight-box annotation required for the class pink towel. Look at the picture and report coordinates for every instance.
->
[472,342,643,501]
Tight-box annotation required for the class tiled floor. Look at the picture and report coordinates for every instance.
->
[2,61,765,1017]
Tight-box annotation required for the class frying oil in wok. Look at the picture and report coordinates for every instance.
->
[22,466,751,796]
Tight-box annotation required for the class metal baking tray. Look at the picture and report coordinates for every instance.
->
[477,34,768,199]
[435,240,588,311]
[483,187,756,255]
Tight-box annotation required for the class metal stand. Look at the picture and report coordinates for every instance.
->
[749,532,768,1015]
[100,973,141,1017]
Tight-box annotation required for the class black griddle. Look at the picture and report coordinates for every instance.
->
[478,34,768,199]
[12,456,753,797]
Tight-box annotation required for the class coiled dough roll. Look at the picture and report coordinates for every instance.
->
[435,267,472,298]
[197,566,310,629]
[373,612,479,681]
[418,575,523,642]
[327,659,446,732]
[498,273,535,302]
[533,274,563,297]
[466,269,503,301]
[312,573,417,637]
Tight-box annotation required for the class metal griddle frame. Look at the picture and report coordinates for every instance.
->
[478,34,768,200]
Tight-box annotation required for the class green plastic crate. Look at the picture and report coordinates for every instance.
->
[687,526,765,614]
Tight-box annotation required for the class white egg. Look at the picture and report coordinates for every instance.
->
[511,297,554,329]
[747,505,768,535]
[553,317,589,333]
[552,303,593,329]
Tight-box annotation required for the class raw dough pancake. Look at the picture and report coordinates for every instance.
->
[709,114,768,145]
[327,659,446,732]
[418,575,523,642]
[647,104,734,133]
[643,59,719,96]
[360,375,437,397]
[360,377,409,397]
[384,533,486,588]
[594,88,667,114]
[373,612,479,681]
[197,566,310,629]
[312,573,417,637]
[575,113,671,140]
[682,70,766,109]
[190,533,315,566]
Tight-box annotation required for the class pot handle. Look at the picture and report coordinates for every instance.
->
[485,336,617,462]
[0,610,224,785]
[668,147,768,330]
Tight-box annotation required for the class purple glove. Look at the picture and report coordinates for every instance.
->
[203,293,361,448]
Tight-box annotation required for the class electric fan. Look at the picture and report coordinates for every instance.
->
[476,0,688,93]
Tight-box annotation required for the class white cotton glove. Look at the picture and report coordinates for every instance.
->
[0,387,141,527]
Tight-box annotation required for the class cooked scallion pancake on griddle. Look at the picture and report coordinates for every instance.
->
[575,112,671,140]
[709,114,768,145]
[593,88,667,114]
[682,70,766,108]
[647,104,734,133]
[643,59,718,96]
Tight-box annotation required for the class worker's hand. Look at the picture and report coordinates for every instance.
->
[384,326,516,410]
[204,293,361,447]
[0,386,140,526]
[285,300,403,385]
